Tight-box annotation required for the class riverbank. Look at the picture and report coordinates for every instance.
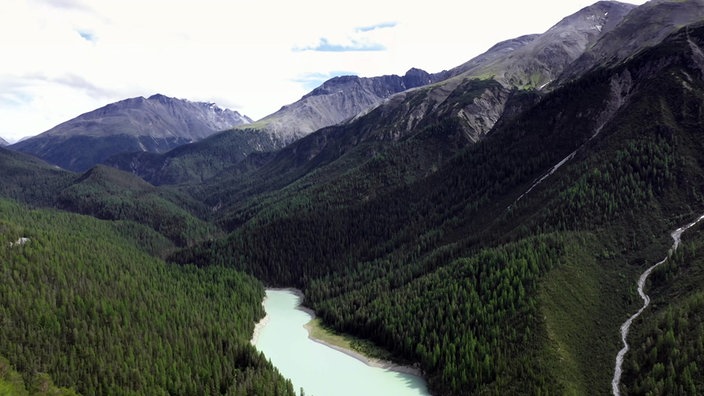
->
[303,318,423,377]
[252,287,423,377]
[291,289,423,377]
[250,295,269,345]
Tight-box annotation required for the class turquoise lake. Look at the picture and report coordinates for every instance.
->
[253,289,430,396]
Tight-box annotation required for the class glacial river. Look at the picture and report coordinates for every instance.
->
[253,289,430,396]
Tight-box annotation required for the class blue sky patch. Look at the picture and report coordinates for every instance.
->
[295,21,396,52]
[294,71,356,91]
[307,38,385,52]
[357,21,397,32]
[77,30,95,42]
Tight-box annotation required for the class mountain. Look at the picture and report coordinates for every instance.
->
[241,68,443,143]
[106,2,632,187]
[561,0,704,81]
[448,1,636,88]
[242,1,635,147]
[0,137,8,146]
[180,1,637,214]
[0,146,74,206]
[9,94,252,172]
[350,1,635,142]
[174,16,704,395]
[7,2,704,396]
[0,146,217,252]
[105,69,442,185]
[104,127,281,185]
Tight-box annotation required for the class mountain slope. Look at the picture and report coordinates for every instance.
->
[0,199,294,395]
[0,147,74,206]
[561,0,704,81]
[192,79,520,228]
[57,165,219,250]
[0,147,217,253]
[0,137,8,146]
[241,68,442,143]
[188,2,637,221]
[357,1,634,140]
[116,2,632,190]
[104,127,280,185]
[10,94,251,172]
[171,17,704,395]
[106,69,442,185]
[449,1,636,88]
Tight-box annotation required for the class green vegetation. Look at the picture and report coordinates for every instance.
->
[538,232,645,395]
[0,356,78,396]
[304,318,395,362]
[106,128,280,186]
[310,236,565,395]
[57,166,219,250]
[621,231,704,395]
[0,199,294,395]
[0,148,74,206]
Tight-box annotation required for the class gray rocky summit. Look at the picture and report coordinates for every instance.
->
[10,94,252,172]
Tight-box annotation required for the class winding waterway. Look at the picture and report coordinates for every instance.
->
[611,214,704,395]
[253,289,430,396]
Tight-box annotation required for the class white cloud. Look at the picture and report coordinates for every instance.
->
[0,0,648,142]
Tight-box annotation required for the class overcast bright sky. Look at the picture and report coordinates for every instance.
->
[0,0,648,142]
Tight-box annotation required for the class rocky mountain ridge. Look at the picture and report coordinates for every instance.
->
[560,0,704,82]
[240,68,444,144]
[10,94,252,172]
[322,1,636,150]
[105,1,638,186]
[446,1,636,88]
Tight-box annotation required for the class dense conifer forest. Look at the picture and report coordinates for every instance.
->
[0,199,294,395]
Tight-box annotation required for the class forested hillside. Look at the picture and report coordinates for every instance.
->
[0,199,294,395]
[0,148,219,255]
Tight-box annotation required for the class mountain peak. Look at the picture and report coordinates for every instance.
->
[445,1,635,89]
[560,0,704,81]
[10,95,252,172]
[243,69,437,144]
[147,93,170,101]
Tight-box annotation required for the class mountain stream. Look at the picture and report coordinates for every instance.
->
[611,214,704,395]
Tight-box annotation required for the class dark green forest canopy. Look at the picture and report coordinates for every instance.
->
[0,199,294,395]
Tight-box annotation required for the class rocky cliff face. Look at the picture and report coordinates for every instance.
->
[10,94,252,172]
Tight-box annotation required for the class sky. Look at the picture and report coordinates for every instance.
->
[0,0,648,143]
